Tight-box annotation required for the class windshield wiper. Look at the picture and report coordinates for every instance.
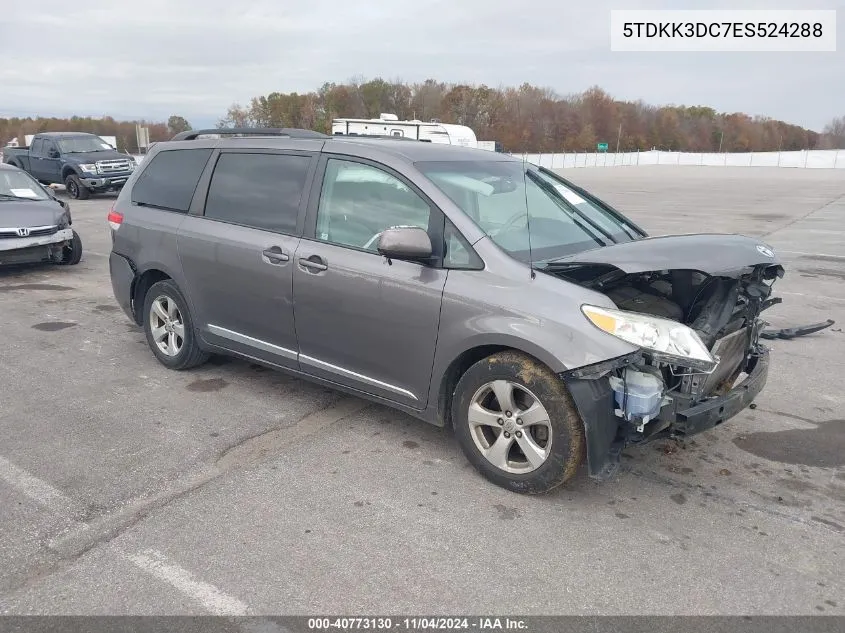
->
[525,170,615,246]
[537,166,642,241]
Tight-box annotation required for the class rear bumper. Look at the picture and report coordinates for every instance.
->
[563,348,769,480]
[109,251,136,322]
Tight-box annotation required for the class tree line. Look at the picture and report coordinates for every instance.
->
[2,80,843,153]
[219,79,836,153]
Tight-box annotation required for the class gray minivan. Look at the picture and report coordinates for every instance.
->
[108,129,783,493]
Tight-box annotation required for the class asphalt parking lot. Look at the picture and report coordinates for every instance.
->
[0,166,843,615]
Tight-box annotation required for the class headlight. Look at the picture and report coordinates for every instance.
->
[79,164,97,174]
[582,305,716,371]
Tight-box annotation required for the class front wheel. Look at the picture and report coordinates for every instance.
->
[58,230,82,265]
[142,280,209,370]
[452,351,585,494]
[64,174,90,200]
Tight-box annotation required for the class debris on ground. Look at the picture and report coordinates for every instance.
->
[760,319,835,340]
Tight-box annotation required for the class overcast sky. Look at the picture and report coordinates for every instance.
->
[0,0,841,130]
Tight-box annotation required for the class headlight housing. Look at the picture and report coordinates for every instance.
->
[582,304,716,372]
[79,163,97,174]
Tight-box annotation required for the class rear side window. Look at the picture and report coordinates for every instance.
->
[31,139,44,156]
[131,149,212,212]
[203,153,310,234]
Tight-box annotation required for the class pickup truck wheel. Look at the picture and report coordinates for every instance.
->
[65,174,90,200]
[59,230,83,265]
[452,351,585,494]
[142,280,209,370]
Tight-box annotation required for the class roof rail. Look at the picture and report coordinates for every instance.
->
[170,128,329,141]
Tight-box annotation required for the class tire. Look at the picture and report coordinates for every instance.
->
[452,350,585,494]
[64,174,90,200]
[59,230,83,265]
[142,280,209,370]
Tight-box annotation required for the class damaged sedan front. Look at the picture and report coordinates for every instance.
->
[0,163,83,266]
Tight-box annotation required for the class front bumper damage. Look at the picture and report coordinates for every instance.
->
[562,345,770,480]
[0,228,74,265]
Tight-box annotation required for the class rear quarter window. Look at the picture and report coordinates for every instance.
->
[131,148,213,212]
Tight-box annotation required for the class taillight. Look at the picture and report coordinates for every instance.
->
[107,205,123,231]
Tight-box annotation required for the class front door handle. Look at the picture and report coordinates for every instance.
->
[298,256,328,273]
[262,247,289,264]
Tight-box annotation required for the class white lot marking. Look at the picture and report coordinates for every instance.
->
[778,250,845,260]
[0,455,80,519]
[124,549,249,615]
[778,291,845,303]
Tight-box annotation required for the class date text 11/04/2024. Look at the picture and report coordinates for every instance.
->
[307,617,528,630]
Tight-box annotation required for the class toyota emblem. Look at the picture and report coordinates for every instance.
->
[15,228,30,237]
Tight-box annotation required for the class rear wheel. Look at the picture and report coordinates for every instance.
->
[142,280,209,370]
[64,174,90,200]
[59,230,83,265]
[452,351,585,494]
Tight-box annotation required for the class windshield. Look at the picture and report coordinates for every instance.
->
[0,169,50,201]
[57,135,113,153]
[416,160,640,263]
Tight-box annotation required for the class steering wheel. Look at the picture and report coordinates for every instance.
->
[495,211,528,234]
[362,231,383,250]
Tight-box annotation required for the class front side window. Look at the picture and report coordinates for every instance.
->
[204,153,310,234]
[131,149,213,213]
[443,218,482,269]
[417,160,638,263]
[316,159,431,252]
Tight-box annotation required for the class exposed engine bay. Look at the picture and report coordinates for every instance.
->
[550,251,785,479]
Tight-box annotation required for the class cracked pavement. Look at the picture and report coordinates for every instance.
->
[0,166,843,615]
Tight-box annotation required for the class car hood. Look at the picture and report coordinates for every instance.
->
[0,199,63,228]
[63,150,132,163]
[545,234,784,278]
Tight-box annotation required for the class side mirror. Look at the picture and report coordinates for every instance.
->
[48,149,60,158]
[377,226,432,261]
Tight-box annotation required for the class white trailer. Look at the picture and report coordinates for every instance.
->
[331,113,477,148]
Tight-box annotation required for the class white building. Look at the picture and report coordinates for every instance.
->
[331,113,477,148]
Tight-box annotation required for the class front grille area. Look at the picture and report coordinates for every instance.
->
[0,225,59,239]
[96,159,131,174]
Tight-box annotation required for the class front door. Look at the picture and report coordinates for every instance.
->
[177,150,316,368]
[37,140,62,183]
[28,139,49,182]
[293,157,448,408]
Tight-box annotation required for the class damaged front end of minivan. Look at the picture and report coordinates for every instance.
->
[546,234,784,480]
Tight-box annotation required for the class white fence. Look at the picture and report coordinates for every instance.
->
[510,149,844,169]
